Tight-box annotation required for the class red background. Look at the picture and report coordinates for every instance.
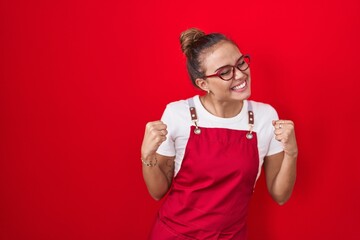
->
[1,0,360,239]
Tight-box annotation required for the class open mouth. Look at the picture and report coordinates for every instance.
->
[231,80,247,91]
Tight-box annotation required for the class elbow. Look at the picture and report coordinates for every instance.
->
[272,194,291,206]
[149,191,167,201]
[145,182,170,201]
[269,182,296,206]
[151,195,163,201]
[276,199,288,206]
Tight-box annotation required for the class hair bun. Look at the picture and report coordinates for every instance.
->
[180,28,205,56]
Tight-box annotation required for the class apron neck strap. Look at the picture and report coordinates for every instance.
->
[187,98,254,137]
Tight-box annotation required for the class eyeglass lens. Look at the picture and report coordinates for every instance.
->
[218,56,250,80]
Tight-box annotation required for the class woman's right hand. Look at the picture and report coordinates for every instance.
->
[141,121,168,159]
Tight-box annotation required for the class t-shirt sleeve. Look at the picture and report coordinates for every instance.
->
[156,105,176,157]
[266,106,284,156]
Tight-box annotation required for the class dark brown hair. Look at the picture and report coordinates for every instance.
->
[180,28,234,88]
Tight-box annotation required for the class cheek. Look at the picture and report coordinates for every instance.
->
[214,81,232,92]
[244,71,251,83]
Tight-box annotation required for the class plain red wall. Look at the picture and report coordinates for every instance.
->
[1,0,360,239]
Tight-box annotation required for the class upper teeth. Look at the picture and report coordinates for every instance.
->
[232,81,246,90]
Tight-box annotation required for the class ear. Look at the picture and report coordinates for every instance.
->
[195,78,209,92]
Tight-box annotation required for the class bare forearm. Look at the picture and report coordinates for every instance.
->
[142,167,169,200]
[142,154,174,201]
[270,153,297,205]
[141,121,173,200]
[269,119,298,205]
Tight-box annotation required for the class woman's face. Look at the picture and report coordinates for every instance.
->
[200,41,251,102]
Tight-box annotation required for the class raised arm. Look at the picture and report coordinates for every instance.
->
[264,120,298,205]
[141,121,175,201]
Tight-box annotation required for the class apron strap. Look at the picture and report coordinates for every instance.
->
[246,101,254,139]
[188,98,201,134]
[188,98,255,138]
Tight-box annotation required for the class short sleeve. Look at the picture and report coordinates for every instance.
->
[156,105,176,157]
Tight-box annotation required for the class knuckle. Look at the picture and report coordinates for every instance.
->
[146,122,155,130]
[148,127,155,134]
[149,125,158,133]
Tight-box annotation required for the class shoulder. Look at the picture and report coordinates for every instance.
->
[166,99,189,110]
[249,100,277,113]
[248,100,279,120]
[162,96,195,120]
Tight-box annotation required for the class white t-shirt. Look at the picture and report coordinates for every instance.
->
[157,95,284,180]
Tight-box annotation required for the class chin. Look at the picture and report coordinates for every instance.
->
[233,89,251,101]
[244,89,251,99]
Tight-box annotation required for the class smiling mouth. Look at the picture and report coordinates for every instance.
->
[231,80,247,90]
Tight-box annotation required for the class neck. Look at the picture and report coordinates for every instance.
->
[200,94,244,118]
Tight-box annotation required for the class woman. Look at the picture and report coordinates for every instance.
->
[141,28,298,239]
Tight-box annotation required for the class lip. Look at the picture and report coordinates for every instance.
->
[230,80,248,92]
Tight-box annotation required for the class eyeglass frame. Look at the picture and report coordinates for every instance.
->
[202,54,251,81]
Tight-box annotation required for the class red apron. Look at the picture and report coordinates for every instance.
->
[149,100,259,240]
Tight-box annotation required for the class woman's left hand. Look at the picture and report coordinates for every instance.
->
[273,120,298,158]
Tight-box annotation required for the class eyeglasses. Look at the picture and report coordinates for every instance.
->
[203,55,250,81]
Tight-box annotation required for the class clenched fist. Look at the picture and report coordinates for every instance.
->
[273,120,298,158]
[141,121,168,160]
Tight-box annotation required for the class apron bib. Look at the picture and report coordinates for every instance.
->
[149,99,259,240]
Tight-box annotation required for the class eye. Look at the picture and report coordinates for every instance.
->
[220,70,231,76]
[218,67,232,76]
[237,60,245,69]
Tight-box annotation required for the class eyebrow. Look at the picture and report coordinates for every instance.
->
[214,55,244,73]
